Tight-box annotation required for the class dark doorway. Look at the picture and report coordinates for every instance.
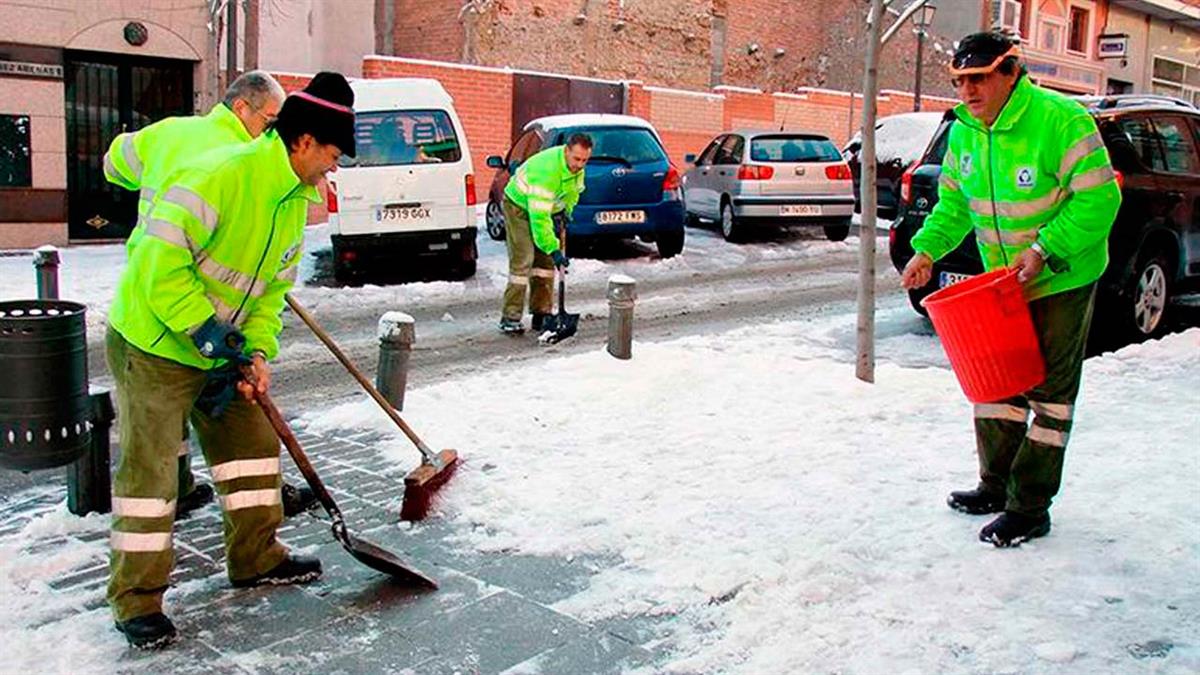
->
[64,50,193,241]
[511,73,624,143]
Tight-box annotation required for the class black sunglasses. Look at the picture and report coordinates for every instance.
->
[950,72,991,88]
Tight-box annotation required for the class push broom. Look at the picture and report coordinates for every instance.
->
[284,294,457,521]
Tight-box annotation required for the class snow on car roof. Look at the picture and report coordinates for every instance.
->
[526,113,657,131]
[846,112,945,166]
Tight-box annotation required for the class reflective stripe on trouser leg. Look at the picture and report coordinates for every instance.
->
[530,252,555,315]
[1006,283,1096,516]
[104,327,207,622]
[191,396,287,582]
[973,398,1030,496]
[502,198,535,321]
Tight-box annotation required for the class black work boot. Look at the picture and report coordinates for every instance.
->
[979,511,1051,548]
[176,483,215,519]
[531,313,552,332]
[282,482,318,517]
[231,554,323,588]
[947,488,1006,515]
[115,612,178,650]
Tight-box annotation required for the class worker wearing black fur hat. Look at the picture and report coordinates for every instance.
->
[105,71,355,649]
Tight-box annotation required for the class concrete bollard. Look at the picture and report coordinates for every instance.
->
[377,312,415,410]
[33,245,60,300]
[606,274,636,360]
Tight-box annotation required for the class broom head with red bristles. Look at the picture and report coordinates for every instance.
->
[400,449,459,521]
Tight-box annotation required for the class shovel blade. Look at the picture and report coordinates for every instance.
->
[538,311,580,344]
[336,529,439,589]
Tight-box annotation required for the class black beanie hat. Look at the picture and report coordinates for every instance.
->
[950,32,1020,76]
[275,71,357,157]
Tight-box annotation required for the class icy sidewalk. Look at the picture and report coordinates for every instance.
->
[1,307,1197,674]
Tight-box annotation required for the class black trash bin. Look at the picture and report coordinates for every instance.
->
[0,299,92,471]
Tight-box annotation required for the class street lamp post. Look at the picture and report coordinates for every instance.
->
[913,2,937,111]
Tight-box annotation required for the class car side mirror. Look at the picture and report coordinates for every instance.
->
[685,153,697,164]
[486,155,505,169]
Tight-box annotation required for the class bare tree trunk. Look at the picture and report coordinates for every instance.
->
[244,0,259,70]
[375,0,395,55]
[856,0,884,384]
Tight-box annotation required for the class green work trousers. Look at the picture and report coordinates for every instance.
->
[501,197,555,322]
[972,282,1097,516]
[105,327,287,622]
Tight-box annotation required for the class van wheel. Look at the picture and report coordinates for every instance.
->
[1123,249,1172,339]
[656,227,684,259]
[485,200,506,241]
[720,201,742,242]
[824,219,851,242]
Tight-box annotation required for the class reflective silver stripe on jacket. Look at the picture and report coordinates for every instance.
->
[197,254,268,299]
[515,173,555,200]
[144,218,192,250]
[210,294,246,327]
[121,134,143,179]
[1069,165,1116,193]
[939,174,960,192]
[1058,133,1104,180]
[975,224,1042,247]
[969,189,1063,219]
[161,185,220,233]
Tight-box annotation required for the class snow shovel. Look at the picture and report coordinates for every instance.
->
[284,294,458,521]
[539,233,579,345]
[246,368,438,589]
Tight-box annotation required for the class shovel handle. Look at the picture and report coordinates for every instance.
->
[243,366,343,524]
[285,294,438,463]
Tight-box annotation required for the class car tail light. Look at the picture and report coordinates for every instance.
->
[325,180,339,214]
[1113,169,1124,189]
[465,174,477,206]
[663,163,682,200]
[737,164,774,180]
[825,164,853,180]
[899,166,915,205]
[340,249,356,262]
[888,225,897,250]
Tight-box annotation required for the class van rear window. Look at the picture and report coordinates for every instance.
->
[749,136,841,163]
[341,110,462,167]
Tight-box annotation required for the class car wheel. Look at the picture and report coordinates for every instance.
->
[485,200,506,241]
[720,201,742,242]
[824,219,851,242]
[656,227,684,258]
[1124,250,1172,339]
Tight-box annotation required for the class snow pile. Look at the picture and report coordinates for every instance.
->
[304,312,1200,674]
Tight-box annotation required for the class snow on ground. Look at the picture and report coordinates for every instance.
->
[300,308,1200,674]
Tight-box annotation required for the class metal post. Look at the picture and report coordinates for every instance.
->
[376,312,415,410]
[33,245,60,300]
[68,388,113,516]
[914,27,926,111]
[606,275,636,360]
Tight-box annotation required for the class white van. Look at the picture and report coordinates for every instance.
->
[327,78,477,282]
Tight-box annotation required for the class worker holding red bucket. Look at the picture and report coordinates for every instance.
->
[900,31,1121,547]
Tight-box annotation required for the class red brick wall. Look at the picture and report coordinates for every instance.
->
[274,58,956,210]
[392,0,465,62]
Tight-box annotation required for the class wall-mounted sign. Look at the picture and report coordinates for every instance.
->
[0,60,63,79]
[1098,34,1129,59]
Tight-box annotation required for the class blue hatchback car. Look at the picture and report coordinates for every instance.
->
[486,114,686,258]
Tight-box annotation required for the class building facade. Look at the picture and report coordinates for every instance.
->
[1100,0,1200,100]
[0,0,215,249]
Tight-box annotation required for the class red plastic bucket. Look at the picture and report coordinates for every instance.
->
[920,269,1045,402]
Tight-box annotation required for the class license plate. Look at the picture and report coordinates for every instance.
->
[375,206,432,222]
[595,210,646,225]
[939,271,972,288]
[428,242,448,251]
[780,204,822,216]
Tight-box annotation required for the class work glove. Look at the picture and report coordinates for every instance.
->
[551,249,569,269]
[191,316,248,363]
[193,364,242,418]
[552,212,569,238]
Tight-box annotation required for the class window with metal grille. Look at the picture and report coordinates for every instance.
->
[0,115,32,187]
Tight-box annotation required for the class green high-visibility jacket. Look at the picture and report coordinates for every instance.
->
[911,76,1122,300]
[108,131,320,369]
[103,104,252,248]
[504,145,586,254]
